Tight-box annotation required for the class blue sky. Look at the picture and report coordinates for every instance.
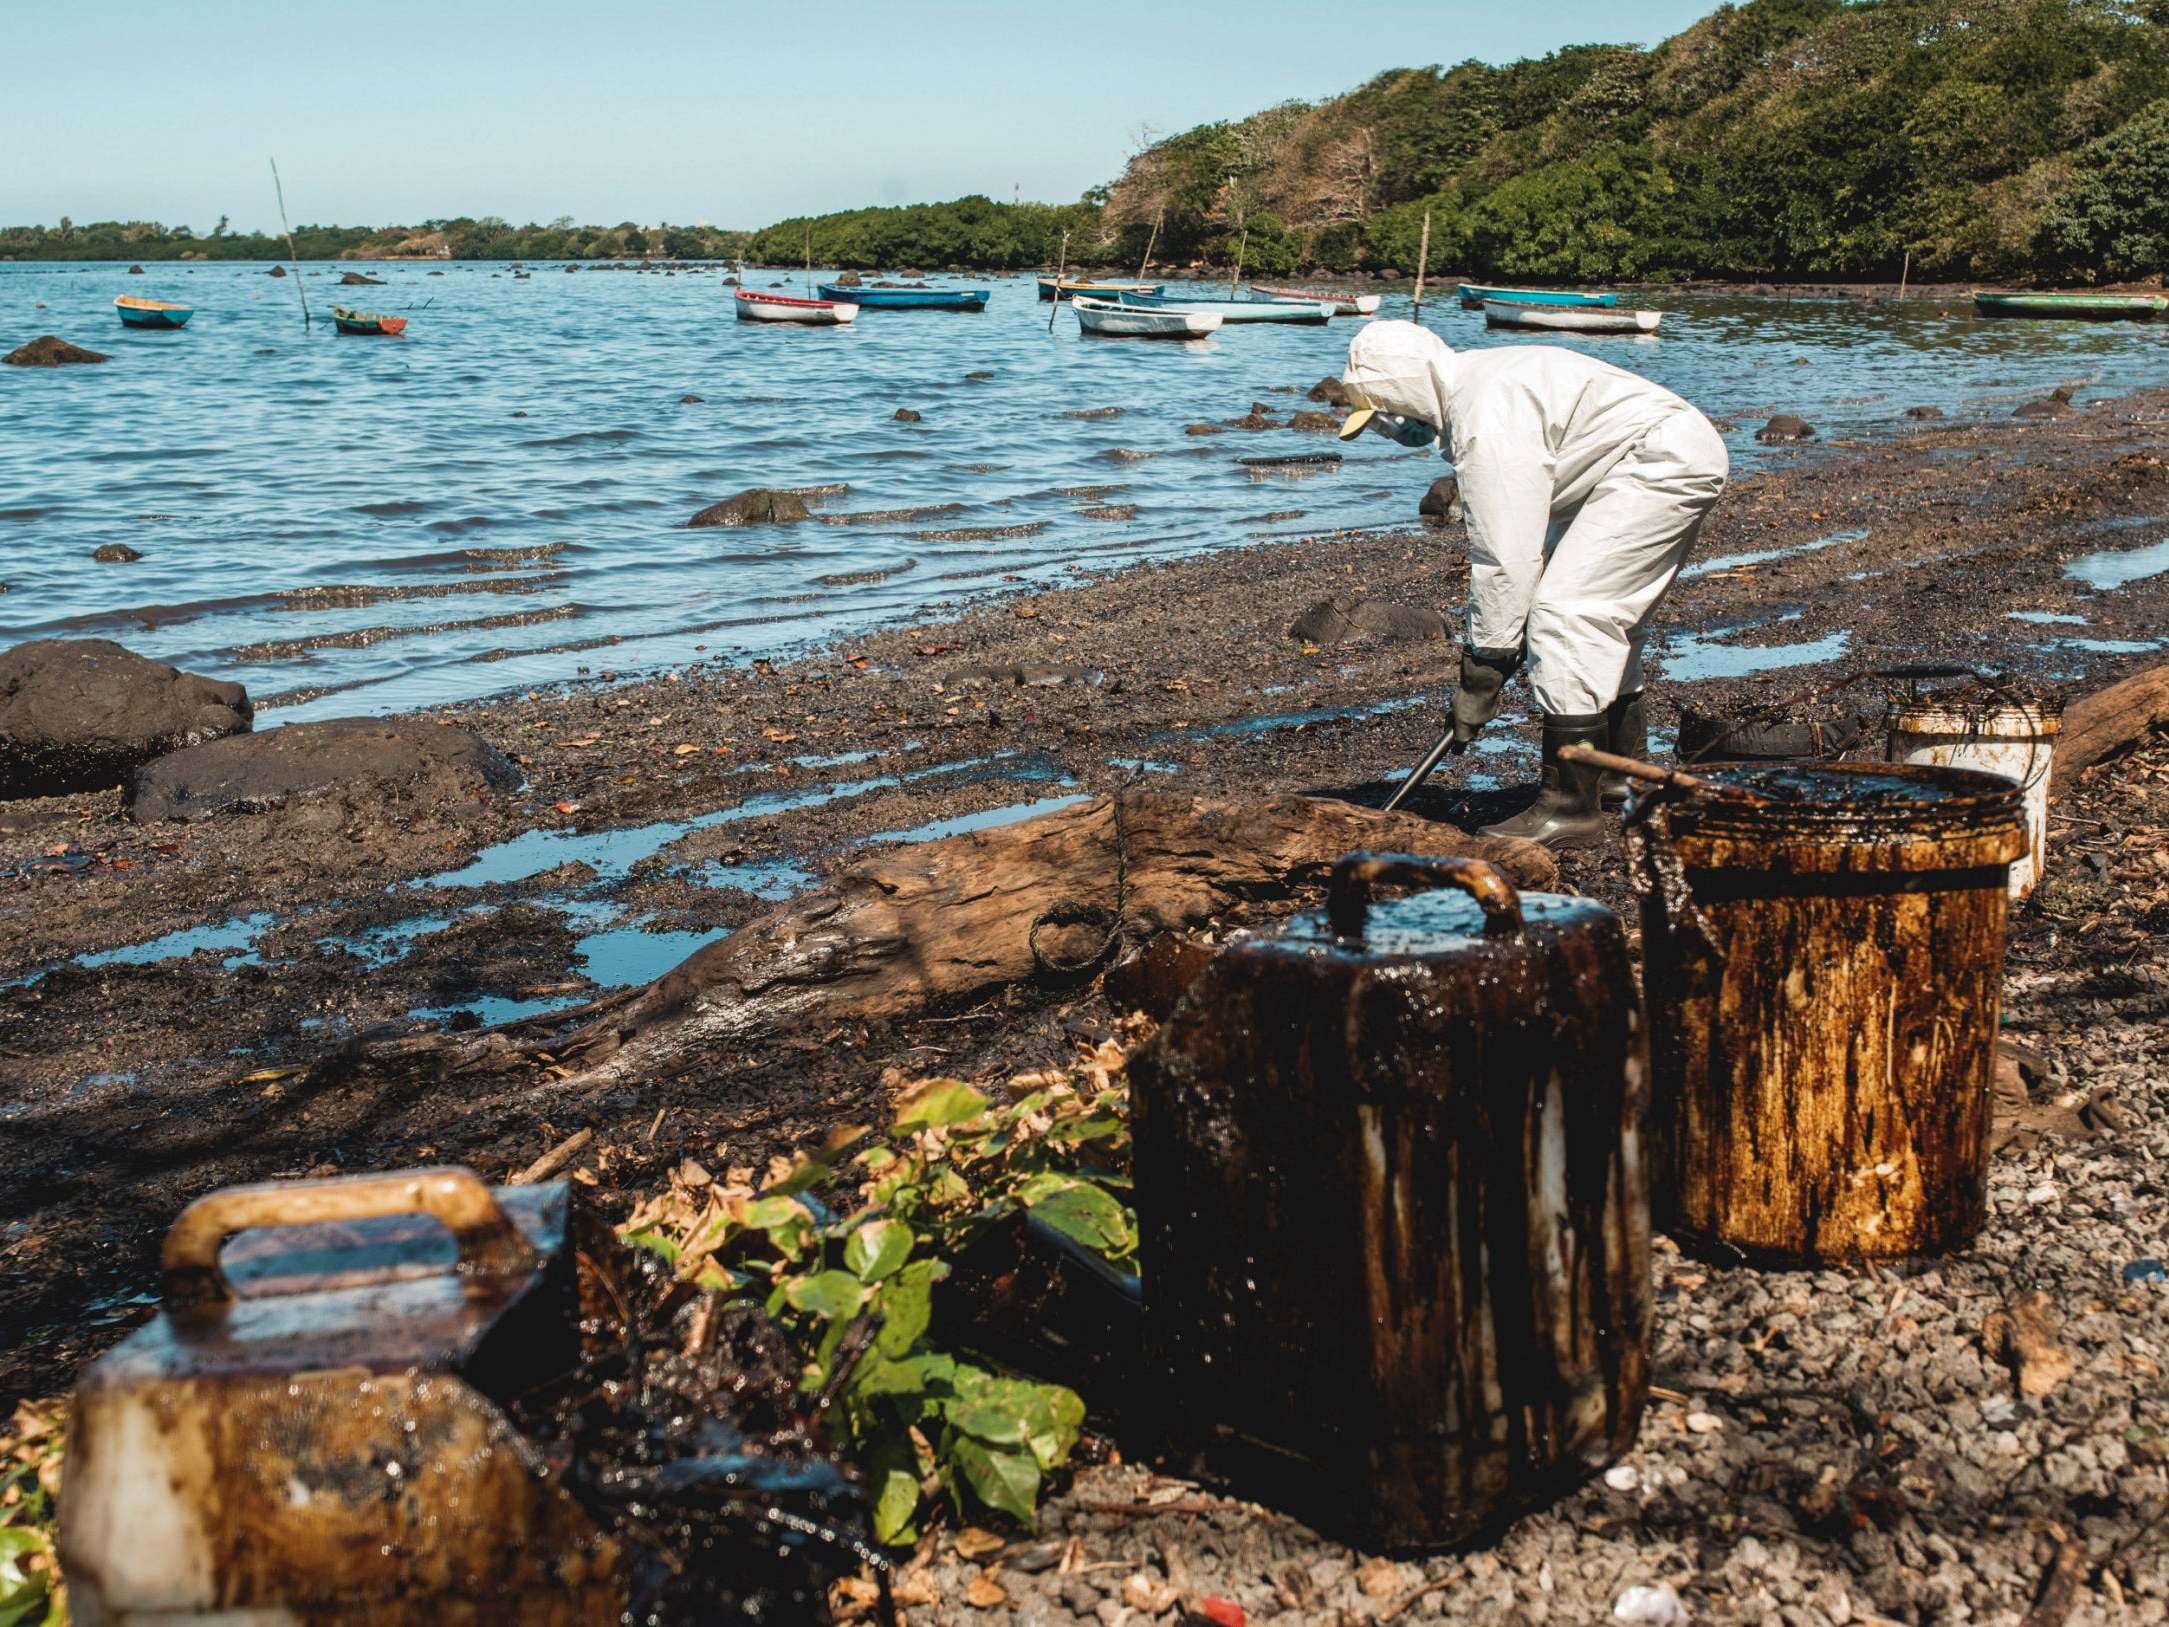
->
[9,0,1714,230]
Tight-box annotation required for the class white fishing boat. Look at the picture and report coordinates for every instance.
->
[1118,290,1333,325]
[1073,296,1223,339]
[1484,300,1661,335]
[1251,284,1382,316]
[734,288,859,325]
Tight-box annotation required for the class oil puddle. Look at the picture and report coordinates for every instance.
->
[1682,528,1867,580]
[2066,535,2169,591]
[79,913,275,971]
[1656,623,1853,683]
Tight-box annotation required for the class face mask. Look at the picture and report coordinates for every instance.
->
[1370,411,1439,449]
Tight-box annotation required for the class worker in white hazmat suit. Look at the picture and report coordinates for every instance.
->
[1339,320,1728,847]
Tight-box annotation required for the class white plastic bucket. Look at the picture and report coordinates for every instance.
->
[1887,701,2062,899]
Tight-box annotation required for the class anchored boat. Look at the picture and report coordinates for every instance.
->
[815,283,989,311]
[1456,284,1618,310]
[1072,295,1223,339]
[1973,291,2166,321]
[735,289,858,325]
[114,296,193,330]
[1038,277,1163,302]
[1251,285,1382,316]
[1116,290,1333,325]
[1485,300,1661,335]
[329,305,407,336]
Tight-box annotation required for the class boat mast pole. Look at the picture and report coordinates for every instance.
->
[1411,208,1432,322]
[270,158,310,329]
[1048,230,1070,333]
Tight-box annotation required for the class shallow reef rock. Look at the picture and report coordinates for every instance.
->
[1754,413,1817,443]
[1,639,252,801]
[4,336,108,367]
[126,717,519,823]
[687,489,811,529]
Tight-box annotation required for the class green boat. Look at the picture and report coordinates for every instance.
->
[1973,291,2166,321]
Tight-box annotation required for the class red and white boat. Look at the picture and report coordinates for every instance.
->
[1252,284,1382,317]
[734,288,858,325]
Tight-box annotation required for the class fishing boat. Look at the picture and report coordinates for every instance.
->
[1484,300,1661,335]
[113,296,193,330]
[1456,284,1619,310]
[734,289,858,325]
[1072,296,1223,339]
[1973,291,2166,321]
[1037,277,1163,302]
[816,283,989,311]
[1116,290,1333,326]
[329,305,407,336]
[1251,285,1382,317]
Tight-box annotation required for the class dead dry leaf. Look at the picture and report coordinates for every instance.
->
[1984,1289,2074,1398]
[965,1572,1010,1608]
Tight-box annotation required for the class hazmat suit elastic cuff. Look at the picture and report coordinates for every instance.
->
[1451,646,1522,747]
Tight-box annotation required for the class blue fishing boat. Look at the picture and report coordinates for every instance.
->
[114,296,193,329]
[816,283,990,311]
[1456,284,1618,310]
[1116,290,1333,326]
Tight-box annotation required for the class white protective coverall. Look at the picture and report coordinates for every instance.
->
[1342,321,1728,716]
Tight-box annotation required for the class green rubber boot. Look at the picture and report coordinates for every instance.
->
[1479,712,1609,850]
[1601,690,1647,807]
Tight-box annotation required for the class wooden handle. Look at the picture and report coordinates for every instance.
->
[161,1165,536,1308]
[1559,744,1770,805]
[1328,852,1524,939]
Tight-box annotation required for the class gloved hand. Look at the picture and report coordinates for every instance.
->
[1450,646,1521,748]
[1367,411,1440,449]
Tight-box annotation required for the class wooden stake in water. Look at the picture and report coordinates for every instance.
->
[1227,226,1248,299]
[269,158,309,329]
[1898,247,1911,302]
[1411,208,1432,321]
[1136,210,1161,284]
[1048,229,1070,333]
[804,224,813,297]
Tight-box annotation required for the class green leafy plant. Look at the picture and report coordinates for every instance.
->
[619,1047,1136,1546]
[0,1403,65,1627]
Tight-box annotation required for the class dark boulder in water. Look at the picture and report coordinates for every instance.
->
[5,336,108,367]
[894,408,923,423]
[689,489,811,528]
[0,639,252,801]
[1307,377,1352,406]
[1288,411,1339,433]
[1904,405,1945,420]
[1754,414,1816,443]
[267,264,286,277]
[681,394,704,404]
[91,543,141,562]
[1289,597,1449,648]
[339,271,387,286]
[833,271,863,287]
[127,717,518,823]
[2013,397,2074,418]
[1183,422,1226,437]
[1420,476,1462,522]
[127,264,144,275]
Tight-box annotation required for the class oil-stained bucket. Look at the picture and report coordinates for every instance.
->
[1887,697,2061,900]
[1633,763,2027,1265]
[60,1167,622,1625]
[1131,854,1651,1552]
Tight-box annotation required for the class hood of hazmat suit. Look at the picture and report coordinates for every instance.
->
[1342,321,1725,702]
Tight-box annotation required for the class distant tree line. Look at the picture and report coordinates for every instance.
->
[10,1,2166,283]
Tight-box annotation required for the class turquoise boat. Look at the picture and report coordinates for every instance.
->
[1974,291,2165,321]
[114,296,193,329]
[816,283,989,311]
[1116,290,1333,325]
[1456,284,1618,310]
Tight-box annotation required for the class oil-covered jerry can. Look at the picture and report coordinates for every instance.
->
[1131,854,1651,1552]
[61,1166,623,1625]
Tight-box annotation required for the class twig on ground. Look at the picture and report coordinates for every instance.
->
[511,1126,592,1185]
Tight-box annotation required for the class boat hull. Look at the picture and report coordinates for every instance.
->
[1973,292,2166,321]
[114,297,192,329]
[735,290,858,324]
[816,284,989,310]
[1117,291,1332,325]
[1038,278,1163,302]
[1073,296,1222,338]
[1252,285,1381,316]
[1484,300,1660,334]
[1457,284,1619,309]
[328,305,407,336]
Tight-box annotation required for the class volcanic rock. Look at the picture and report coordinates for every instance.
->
[127,717,519,823]
[689,489,811,529]
[4,336,108,367]
[1,639,252,801]
[1754,414,1816,443]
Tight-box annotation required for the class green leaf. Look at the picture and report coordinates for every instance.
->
[946,1373,1086,1471]
[948,1434,1042,1527]
[1024,1181,1135,1257]
[742,1194,812,1230]
[764,1155,830,1197]
[873,1464,922,1547]
[853,1350,958,1400]
[620,1227,681,1267]
[874,1257,946,1357]
[784,1269,867,1321]
[0,1528,50,1627]
[845,1217,915,1282]
[894,1078,990,1132]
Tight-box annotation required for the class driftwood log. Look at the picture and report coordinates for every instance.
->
[546,793,1553,1086]
[2052,660,2169,794]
